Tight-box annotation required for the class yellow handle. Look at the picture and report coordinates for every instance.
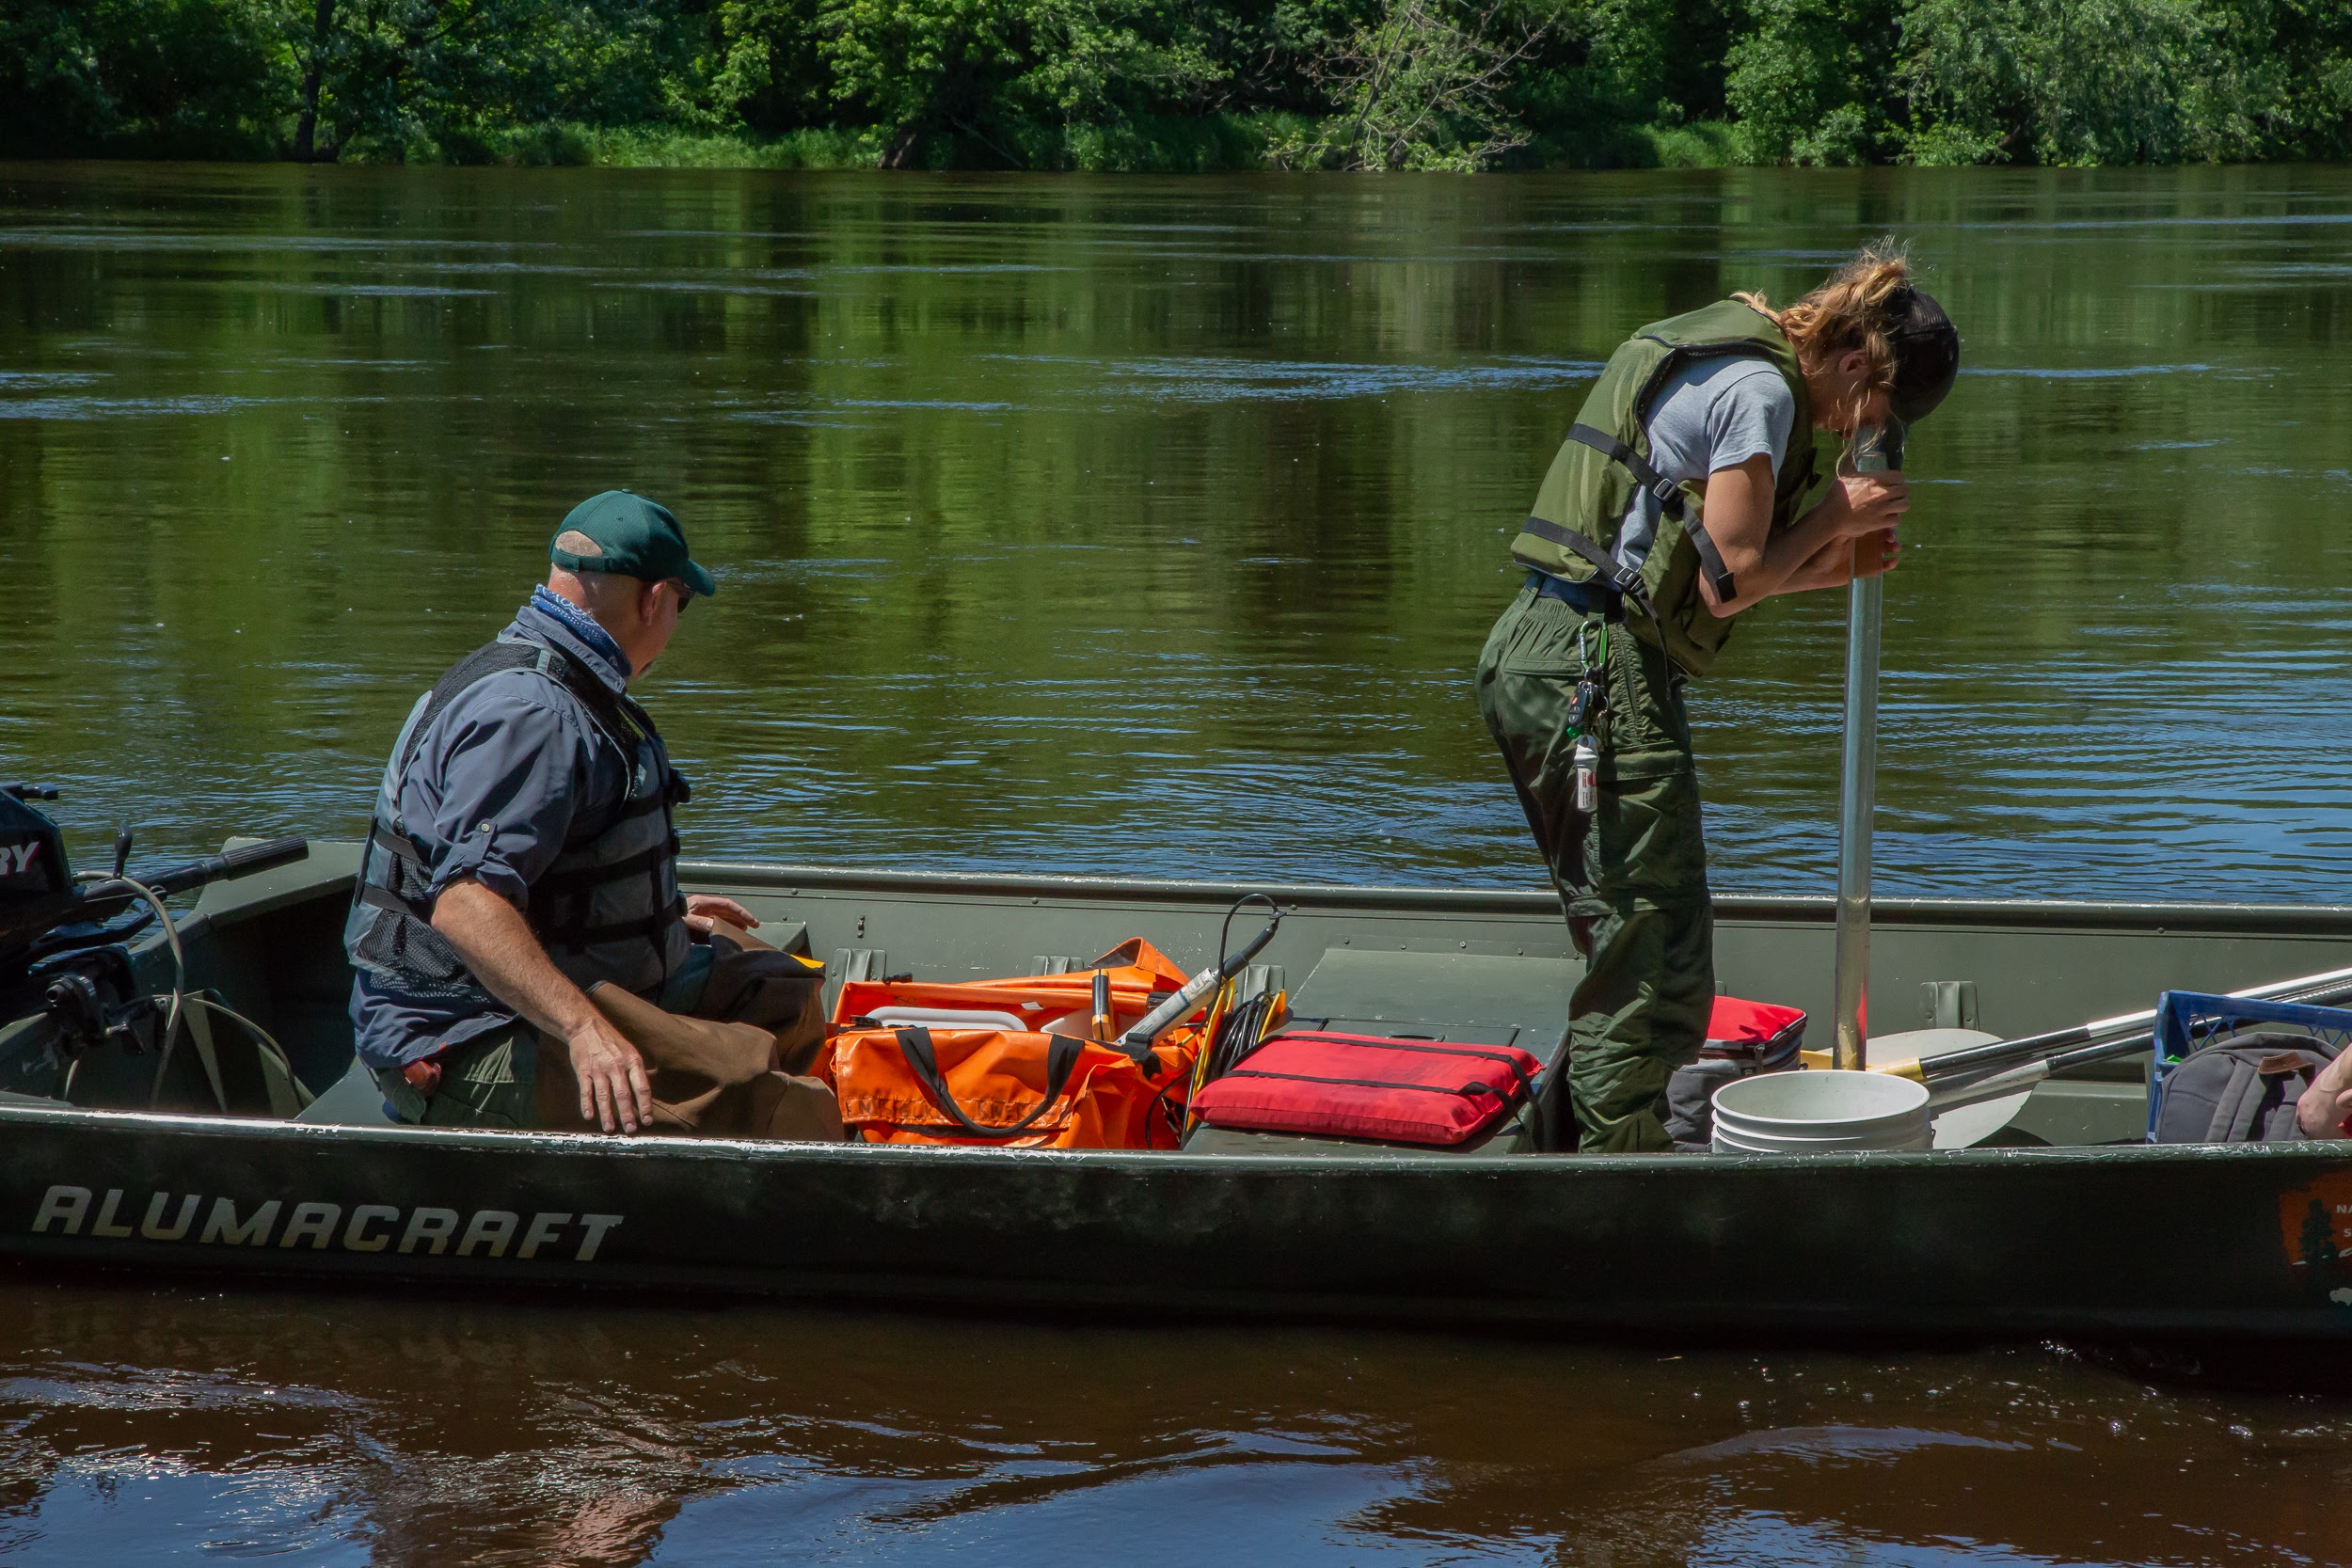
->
[1800,1047,1926,1082]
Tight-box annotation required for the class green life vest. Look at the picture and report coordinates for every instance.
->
[1510,299,1816,678]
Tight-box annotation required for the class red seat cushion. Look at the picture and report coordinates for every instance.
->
[1704,996,1808,1062]
[1191,1031,1543,1147]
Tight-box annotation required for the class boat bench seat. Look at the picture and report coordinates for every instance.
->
[1183,947,1578,1158]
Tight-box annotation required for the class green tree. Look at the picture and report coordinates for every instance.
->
[819,0,1033,164]
[2258,0,2352,155]
[0,0,293,155]
[1899,0,2262,163]
[1270,0,1553,168]
[1724,0,1899,162]
[2299,1198,2341,1278]
[1022,0,1233,124]
[707,0,832,135]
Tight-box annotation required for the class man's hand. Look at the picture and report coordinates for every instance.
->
[432,877,655,1134]
[566,1006,655,1133]
[2297,1050,2352,1139]
[684,894,759,934]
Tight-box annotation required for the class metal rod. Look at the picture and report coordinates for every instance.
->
[1911,962,2352,1085]
[1915,973,2352,1099]
[1830,539,1883,1072]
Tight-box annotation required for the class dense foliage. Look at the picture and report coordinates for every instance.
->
[4,0,2347,166]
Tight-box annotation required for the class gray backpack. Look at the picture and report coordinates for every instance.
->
[2150,1028,2340,1144]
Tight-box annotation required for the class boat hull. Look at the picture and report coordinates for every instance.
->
[8,1101,2352,1339]
[13,846,2352,1339]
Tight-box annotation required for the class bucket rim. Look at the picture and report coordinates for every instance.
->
[1709,1068,1931,1128]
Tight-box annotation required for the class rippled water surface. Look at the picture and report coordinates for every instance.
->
[6,164,2352,1564]
[6,163,2352,898]
[8,1283,2352,1567]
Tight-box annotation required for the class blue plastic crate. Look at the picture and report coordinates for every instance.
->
[2145,990,2352,1143]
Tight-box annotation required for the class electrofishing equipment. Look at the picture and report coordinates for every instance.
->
[1827,281,1960,1071]
[1117,894,1284,1055]
[1829,423,1895,1071]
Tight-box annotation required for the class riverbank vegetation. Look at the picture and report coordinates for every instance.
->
[5,0,2348,169]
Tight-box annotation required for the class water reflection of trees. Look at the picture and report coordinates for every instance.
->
[2,166,2347,898]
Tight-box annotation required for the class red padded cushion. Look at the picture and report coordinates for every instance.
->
[1191,1031,1543,1147]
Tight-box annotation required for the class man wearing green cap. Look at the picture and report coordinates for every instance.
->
[343,490,830,1136]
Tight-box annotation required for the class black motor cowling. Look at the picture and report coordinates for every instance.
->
[0,786,72,979]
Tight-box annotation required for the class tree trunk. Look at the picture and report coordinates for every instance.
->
[294,0,336,161]
[882,122,923,168]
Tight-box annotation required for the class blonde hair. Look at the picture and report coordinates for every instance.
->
[1736,244,1912,406]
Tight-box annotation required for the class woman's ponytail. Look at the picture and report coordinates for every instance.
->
[1734,244,1914,407]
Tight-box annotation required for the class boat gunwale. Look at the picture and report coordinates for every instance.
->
[7,1098,2346,1174]
[676,859,2352,935]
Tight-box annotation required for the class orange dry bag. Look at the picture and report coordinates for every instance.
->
[826,939,1201,1149]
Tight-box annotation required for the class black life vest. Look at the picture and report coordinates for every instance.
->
[342,634,691,1012]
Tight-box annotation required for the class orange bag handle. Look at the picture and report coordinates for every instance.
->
[893,1026,1085,1140]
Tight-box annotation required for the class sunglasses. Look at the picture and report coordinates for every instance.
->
[665,580,693,616]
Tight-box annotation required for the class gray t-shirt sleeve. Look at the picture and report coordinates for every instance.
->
[1612,356,1798,573]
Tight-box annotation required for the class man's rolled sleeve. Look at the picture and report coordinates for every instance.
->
[401,685,596,913]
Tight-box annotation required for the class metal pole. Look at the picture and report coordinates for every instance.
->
[1831,440,1891,1072]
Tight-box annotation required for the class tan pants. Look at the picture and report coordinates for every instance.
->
[536,923,842,1141]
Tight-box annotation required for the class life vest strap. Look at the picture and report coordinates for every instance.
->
[1565,422,1739,604]
[355,878,436,923]
[534,834,680,894]
[1517,515,1649,610]
[546,896,688,951]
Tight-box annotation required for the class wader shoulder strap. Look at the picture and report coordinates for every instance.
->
[1565,422,1738,604]
[893,1026,1085,1139]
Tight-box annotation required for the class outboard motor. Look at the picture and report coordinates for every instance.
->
[0,784,309,1089]
[0,785,72,988]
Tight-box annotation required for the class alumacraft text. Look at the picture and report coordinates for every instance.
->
[29,1186,622,1261]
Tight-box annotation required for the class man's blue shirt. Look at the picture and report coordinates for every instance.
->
[349,589,643,1069]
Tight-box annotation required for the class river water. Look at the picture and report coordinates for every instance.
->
[4,163,2352,1562]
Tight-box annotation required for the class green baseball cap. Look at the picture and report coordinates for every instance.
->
[548,490,717,597]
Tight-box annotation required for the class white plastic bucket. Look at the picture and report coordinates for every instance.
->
[1710,1069,1932,1155]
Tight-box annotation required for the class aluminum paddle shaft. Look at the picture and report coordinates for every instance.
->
[1831,436,1895,1070]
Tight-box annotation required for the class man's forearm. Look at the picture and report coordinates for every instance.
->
[430,878,600,1040]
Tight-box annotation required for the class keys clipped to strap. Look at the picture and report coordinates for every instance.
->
[1565,675,1604,735]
